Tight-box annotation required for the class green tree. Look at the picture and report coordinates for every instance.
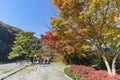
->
[8,31,35,61]
[51,0,120,76]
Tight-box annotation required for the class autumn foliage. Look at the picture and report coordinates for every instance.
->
[40,0,120,76]
[69,65,120,80]
[40,31,76,54]
[69,65,95,80]
[49,0,120,76]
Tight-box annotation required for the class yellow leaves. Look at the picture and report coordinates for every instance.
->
[88,0,107,10]
[80,29,88,32]
[51,18,71,29]
[51,0,120,59]
[81,45,92,50]
[105,32,112,36]
[63,45,75,54]
[59,11,70,19]
[52,0,72,10]
[8,52,20,59]
[51,18,59,25]
[88,0,97,10]
[52,31,58,36]
[78,28,89,35]
[65,29,73,34]
[52,0,56,5]
[117,34,120,38]
[78,10,92,23]
[81,53,87,58]
[114,16,120,22]
[78,13,87,23]
[104,32,112,39]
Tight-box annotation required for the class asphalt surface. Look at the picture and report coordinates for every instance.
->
[2,64,70,80]
[0,62,31,80]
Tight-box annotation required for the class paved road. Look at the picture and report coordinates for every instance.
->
[4,64,70,80]
[0,62,31,79]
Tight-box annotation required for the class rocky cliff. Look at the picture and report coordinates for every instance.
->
[0,21,22,62]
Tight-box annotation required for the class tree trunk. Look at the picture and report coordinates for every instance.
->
[111,52,120,76]
[112,58,116,76]
[65,54,72,64]
[102,55,112,75]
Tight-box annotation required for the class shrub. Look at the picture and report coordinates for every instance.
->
[51,55,65,62]
[88,70,113,80]
[88,70,120,80]
[68,65,120,80]
[64,67,82,80]
[69,65,95,80]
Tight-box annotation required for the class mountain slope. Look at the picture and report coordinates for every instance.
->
[0,21,22,62]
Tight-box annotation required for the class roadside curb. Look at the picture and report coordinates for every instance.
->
[64,73,73,80]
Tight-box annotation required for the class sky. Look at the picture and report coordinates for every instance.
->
[0,0,56,38]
